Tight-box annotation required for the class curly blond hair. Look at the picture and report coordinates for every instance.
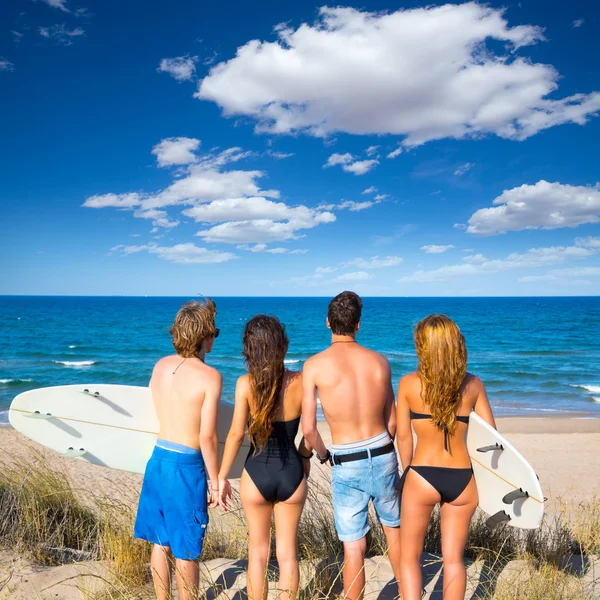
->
[169,299,217,357]
[414,314,467,436]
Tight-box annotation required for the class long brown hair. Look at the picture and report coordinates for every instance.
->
[243,315,289,452]
[414,314,467,436]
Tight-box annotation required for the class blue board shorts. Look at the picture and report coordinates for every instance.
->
[331,446,401,542]
[134,441,208,560]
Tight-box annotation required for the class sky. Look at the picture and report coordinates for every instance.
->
[0,0,599,296]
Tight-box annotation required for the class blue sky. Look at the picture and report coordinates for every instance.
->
[1,0,599,296]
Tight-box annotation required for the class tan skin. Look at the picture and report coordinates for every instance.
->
[396,372,496,600]
[302,321,400,600]
[147,336,222,600]
[219,370,312,600]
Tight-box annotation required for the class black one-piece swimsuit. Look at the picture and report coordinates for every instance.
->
[245,416,304,503]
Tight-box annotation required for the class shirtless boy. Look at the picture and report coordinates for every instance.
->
[134,299,222,600]
[302,291,401,600]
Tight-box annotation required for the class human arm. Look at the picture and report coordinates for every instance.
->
[200,370,222,507]
[218,376,251,509]
[383,359,396,439]
[301,361,328,461]
[472,376,496,429]
[395,376,413,472]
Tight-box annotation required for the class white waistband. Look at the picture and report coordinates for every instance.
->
[331,430,391,452]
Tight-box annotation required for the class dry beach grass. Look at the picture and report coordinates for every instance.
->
[0,443,599,599]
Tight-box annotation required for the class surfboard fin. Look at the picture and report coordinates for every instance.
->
[502,489,529,504]
[26,411,54,420]
[485,510,511,529]
[476,443,504,453]
[63,447,88,458]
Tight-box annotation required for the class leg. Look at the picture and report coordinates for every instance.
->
[381,524,402,596]
[241,470,274,600]
[399,470,439,600]
[342,537,368,600]
[174,558,199,600]
[440,477,478,600]
[150,544,173,600]
[273,478,308,600]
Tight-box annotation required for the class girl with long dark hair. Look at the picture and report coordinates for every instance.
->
[218,315,312,600]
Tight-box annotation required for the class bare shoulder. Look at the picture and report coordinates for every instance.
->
[399,371,420,390]
[235,373,251,395]
[463,372,484,394]
[303,352,326,372]
[286,369,303,391]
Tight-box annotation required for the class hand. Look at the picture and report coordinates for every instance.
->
[219,478,233,511]
[208,485,220,509]
[302,457,311,479]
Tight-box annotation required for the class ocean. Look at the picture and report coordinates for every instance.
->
[1,296,599,424]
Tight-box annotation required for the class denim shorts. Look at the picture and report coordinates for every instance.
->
[134,442,208,560]
[331,446,401,542]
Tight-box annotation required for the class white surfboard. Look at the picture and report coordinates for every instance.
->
[467,412,544,529]
[9,384,250,479]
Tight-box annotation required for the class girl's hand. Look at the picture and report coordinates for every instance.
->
[208,484,220,508]
[302,457,311,479]
[219,478,233,511]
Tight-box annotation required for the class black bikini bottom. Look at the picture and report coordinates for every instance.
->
[405,466,473,504]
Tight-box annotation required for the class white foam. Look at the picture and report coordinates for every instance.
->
[592,397,600,404]
[53,360,96,367]
[0,378,33,384]
[572,384,600,394]
[69,345,77,349]
[284,359,301,364]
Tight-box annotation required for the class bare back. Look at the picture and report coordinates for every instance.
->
[151,355,221,449]
[398,372,495,469]
[304,343,395,445]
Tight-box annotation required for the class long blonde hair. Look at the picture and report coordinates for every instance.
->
[414,314,467,435]
[243,315,289,452]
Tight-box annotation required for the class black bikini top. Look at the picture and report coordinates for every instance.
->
[410,410,470,453]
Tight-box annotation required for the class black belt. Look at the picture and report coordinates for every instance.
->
[332,441,395,465]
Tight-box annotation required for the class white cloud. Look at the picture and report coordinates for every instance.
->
[324,153,379,175]
[238,243,308,254]
[183,196,331,226]
[466,181,600,235]
[152,137,200,167]
[112,243,236,264]
[267,150,295,159]
[39,24,84,45]
[335,271,373,282]
[374,194,388,201]
[84,142,335,246]
[316,266,336,274]
[362,186,377,195]
[343,159,379,175]
[346,256,403,269]
[454,162,475,176]
[421,244,454,254]
[83,193,142,209]
[520,266,600,283]
[387,147,403,159]
[197,5,600,144]
[572,18,584,28]
[366,145,379,157]
[318,199,379,212]
[157,55,198,82]
[325,153,353,166]
[576,236,600,250]
[196,215,335,244]
[133,208,179,229]
[0,58,14,72]
[401,242,597,283]
[11,31,23,43]
[41,0,70,12]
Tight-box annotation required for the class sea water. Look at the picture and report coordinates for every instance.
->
[1,296,599,424]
